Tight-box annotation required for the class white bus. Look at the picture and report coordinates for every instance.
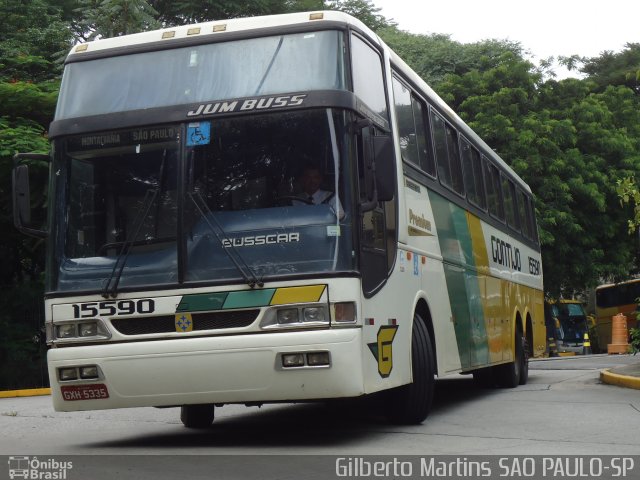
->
[13,11,545,427]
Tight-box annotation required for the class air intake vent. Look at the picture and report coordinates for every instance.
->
[111,310,259,335]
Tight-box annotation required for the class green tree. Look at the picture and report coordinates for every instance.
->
[77,0,160,39]
[379,28,524,87]
[580,43,640,94]
[438,50,640,296]
[326,0,392,31]
[151,0,323,26]
[0,0,73,80]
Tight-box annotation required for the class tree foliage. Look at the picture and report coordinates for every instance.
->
[437,53,640,295]
[580,43,640,94]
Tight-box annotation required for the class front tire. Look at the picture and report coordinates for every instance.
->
[386,313,435,424]
[180,404,215,429]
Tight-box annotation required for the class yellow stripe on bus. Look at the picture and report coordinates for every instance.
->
[270,285,326,305]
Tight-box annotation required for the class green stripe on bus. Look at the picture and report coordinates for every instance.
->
[430,191,489,370]
[223,289,277,309]
[176,292,229,312]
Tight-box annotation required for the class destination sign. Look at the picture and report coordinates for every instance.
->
[68,126,179,151]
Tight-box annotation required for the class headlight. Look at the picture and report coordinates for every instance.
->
[303,307,325,322]
[54,320,110,341]
[277,308,299,324]
[56,324,77,339]
[261,304,330,329]
[79,322,98,337]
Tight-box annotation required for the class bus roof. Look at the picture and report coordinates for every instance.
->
[66,10,530,193]
[596,278,640,290]
[66,11,373,58]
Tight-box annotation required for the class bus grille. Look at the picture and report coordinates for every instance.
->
[110,310,260,335]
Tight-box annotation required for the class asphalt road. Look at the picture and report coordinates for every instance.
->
[1,354,639,479]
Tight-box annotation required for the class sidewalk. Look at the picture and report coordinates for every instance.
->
[600,360,640,390]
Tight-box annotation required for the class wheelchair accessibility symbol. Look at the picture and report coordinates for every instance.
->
[187,122,211,146]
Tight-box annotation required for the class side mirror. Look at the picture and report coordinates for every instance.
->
[373,135,395,202]
[12,153,50,238]
[358,123,377,213]
[359,121,396,213]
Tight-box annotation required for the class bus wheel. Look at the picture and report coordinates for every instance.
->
[519,334,530,385]
[496,331,526,388]
[386,313,435,424]
[180,404,215,428]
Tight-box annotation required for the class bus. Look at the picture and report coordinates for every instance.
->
[595,279,640,351]
[12,11,545,427]
[544,299,591,355]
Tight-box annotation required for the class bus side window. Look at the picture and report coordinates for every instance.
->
[431,110,452,186]
[351,34,388,120]
[411,95,435,176]
[392,77,420,166]
[391,76,435,176]
[484,158,504,220]
[502,175,520,231]
[431,109,463,195]
[518,189,533,239]
[460,137,486,209]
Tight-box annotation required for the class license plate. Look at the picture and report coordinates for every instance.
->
[60,384,109,401]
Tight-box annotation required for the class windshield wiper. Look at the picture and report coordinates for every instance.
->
[188,191,263,288]
[254,36,284,95]
[102,188,158,298]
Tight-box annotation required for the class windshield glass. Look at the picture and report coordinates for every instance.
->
[50,127,181,292]
[48,110,355,293]
[56,30,346,120]
[184,109,352,284]
[555,303,588,342]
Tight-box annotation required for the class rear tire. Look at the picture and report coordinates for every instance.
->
[519,333,530,385]
[496,331,526,388]
[386,313,435,424]
[180,404,215,429]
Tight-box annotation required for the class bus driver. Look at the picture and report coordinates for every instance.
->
[292,165,344,218]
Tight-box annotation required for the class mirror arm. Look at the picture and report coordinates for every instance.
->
[13,152,50,166]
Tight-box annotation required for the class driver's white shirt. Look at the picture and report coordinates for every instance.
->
[293,189,344,218]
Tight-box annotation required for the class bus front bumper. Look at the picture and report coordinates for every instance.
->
[47,328,364,412]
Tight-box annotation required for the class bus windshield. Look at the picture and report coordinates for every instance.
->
[49,109,354,293]
[55,30,346,120]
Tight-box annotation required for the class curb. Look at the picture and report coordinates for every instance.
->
[0,388,51,399]
[600,369,640,390]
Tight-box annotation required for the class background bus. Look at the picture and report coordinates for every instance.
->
[595,279,640,351]
[544,300,591,355]
[13,11,544,428]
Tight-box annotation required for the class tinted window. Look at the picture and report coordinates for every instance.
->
[502,176,519,230]
[392,77,434,176]
[351,34,387,119]
[460,137,486,209]
[431,112,451,185]
[411,96,435,175]
[431,110,464,194]
[392,77,419,165]
[518,190,532,238]
[57,31,346,120]
[484,159,504,220]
